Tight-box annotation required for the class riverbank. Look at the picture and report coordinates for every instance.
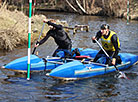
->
[3,0,138,20]
[0,4,69,51]
[0,5,46,51]
[35,0,138,20]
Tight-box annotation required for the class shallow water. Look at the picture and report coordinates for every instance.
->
[0,12,138,102]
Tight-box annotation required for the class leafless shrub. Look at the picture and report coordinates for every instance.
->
[0,2,28,51]
[103,0,127,17]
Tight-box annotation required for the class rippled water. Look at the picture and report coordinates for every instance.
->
[0,12,138,102]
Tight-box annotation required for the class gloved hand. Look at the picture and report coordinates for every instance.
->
[92,36,96,43]
[43,18,49,23]
[35,41,39,47]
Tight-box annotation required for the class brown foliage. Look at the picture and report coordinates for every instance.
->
[0,2,46,51]
[0,29,23,51]
[103,0,127,17]
[0,2,28,51]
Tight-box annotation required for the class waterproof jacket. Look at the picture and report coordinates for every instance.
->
[39,21,72,49]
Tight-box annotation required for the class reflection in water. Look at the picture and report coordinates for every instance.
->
[35,78,77,101]
[0,70,26,84]
[96,80,120,98]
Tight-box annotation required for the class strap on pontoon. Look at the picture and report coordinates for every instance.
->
[42,58,47,71]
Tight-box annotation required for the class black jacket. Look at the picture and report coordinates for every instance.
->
[39,21,72,49]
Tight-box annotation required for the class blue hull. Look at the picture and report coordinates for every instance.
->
[1,48,85,72]
[1,55,64,72]
[47,52,138,80]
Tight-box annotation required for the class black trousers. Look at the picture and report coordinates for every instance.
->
[52,44,72,57]
[93,49,119,65]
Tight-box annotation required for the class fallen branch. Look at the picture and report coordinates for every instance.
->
[75,0,87,14]
[65,0,78,12]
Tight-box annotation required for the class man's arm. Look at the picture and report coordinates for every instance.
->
[39,32,51,45]
[111,34,119,58]
[92,31,102,43]
[47,21,63,30]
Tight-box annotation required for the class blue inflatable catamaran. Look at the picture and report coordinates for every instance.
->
[1,48,138,80]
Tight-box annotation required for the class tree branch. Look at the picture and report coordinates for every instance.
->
[65,0,78,12]
[75,0,87,14]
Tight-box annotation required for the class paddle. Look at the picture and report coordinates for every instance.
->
[94,39,128,79]
[32,23,46,54]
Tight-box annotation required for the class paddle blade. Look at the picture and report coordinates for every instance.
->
[116,71,129,79]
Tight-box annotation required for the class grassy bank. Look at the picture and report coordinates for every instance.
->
[0,3,48,51]
[0,3,69,51]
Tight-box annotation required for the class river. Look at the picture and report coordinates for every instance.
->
[0,12,138,102]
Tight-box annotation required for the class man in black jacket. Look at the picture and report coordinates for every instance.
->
[35,19,72,57]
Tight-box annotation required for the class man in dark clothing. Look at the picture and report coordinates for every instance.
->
[92,24,121,65]
[35,19,72,57]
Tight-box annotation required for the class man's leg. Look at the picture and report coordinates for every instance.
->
[64,44,72,58]
[52,47,60,57]
[93,50,104,62]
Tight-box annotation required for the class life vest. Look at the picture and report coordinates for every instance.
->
[101,31,120,51]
